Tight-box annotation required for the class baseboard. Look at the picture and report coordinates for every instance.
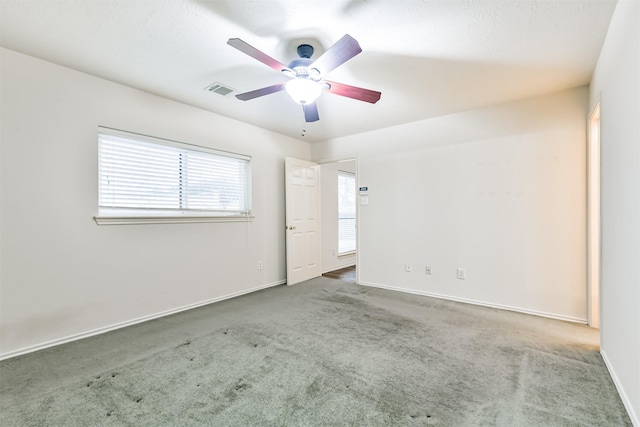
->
[0,280,286,361]
[357,281,587,324]
[601,350,639,426]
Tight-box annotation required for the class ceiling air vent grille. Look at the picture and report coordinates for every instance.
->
[205,82,234,96]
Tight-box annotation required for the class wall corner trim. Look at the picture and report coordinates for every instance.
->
[601,350,639,426]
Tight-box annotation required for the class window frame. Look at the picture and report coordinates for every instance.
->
[94,127,253,225]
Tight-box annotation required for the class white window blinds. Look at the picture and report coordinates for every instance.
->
[98,129,251,218]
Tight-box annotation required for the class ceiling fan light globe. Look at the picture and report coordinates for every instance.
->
[285,78,322,105]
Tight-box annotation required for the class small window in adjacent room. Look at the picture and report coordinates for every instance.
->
[338,171,356,254]
[96,127,252,224]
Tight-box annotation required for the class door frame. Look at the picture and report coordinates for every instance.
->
[318,157,359,283]
[587,102,601,329]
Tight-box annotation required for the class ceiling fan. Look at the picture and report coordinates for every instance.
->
[227,34,381,122]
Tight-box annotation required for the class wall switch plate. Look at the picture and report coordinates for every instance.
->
[405,263,412,272]
[426,265,432,275]
[258,261,264,270]
[457,268,466,279]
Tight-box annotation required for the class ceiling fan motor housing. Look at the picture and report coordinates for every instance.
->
[287,44,321,80]
[287,58,315,77]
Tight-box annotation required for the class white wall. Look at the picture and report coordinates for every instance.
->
[320,161,356,273]
[313,87,589,322]
[590,1,640,424]
[0,48,311,358]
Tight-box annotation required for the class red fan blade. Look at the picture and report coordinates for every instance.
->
[309,34,362,76]
[235,83,285,101]
[302,103,320,122]
[324,80,381,104]
[227,38,292,74]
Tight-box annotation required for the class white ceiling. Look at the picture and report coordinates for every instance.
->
[1,0,616,142]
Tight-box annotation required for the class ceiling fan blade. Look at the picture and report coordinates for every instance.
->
[303,103,320,122]
[309,34,362,76]
[227,38,292,74]
[235,83,285,101]
[324,80,381,104]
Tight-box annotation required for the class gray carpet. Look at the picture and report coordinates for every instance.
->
[0,277,632,426]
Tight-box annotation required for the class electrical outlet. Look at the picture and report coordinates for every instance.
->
[457,268,466,280]
[258,260,264,270]
[405,263,413,272]
[426,265,432,275]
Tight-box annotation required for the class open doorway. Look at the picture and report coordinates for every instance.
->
[587,103,601,329]
[320,159,357,282]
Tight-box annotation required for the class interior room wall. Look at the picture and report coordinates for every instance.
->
[589,1,640,423]
[320,160,356,273]
[0,48,311,359]
[312,87,589,322]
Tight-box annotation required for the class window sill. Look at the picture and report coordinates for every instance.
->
[94,215,254,225]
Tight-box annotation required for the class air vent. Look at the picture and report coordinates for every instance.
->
[205,82,234,96]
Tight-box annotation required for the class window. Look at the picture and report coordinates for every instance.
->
[338,171,356,254]
[96,128,251,224]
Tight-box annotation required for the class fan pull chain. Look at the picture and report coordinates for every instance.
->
[300,113,306,137]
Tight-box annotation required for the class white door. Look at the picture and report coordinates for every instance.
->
[285,157,322,285]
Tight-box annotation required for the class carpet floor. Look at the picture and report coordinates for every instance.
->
[0,276,632,426]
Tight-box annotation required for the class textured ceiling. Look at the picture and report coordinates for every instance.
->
[0,0,616,142]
